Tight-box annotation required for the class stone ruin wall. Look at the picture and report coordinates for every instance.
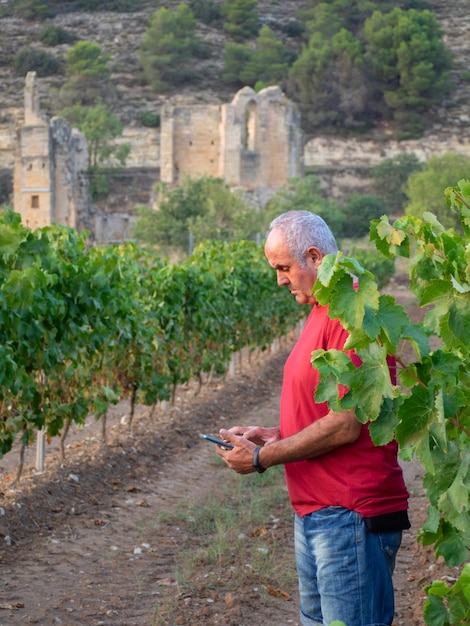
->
[8,80,304,243]
[6,106,470,239]
[11,72,138,243]
[5,47,470,244]
[13,72,91,233]
[161,86,303,193]
[13,124,52,231]
[160,103,223,184]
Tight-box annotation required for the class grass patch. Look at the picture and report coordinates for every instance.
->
[149,463,296,624]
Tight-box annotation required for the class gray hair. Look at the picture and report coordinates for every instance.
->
[267,210,338,266]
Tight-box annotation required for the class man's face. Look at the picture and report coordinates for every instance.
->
[264,228,323,306]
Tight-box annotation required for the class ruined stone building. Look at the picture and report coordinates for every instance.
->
[13,72,91,233]
[13,72,136,243]
[161,86,304,198]
[13,77,304,242]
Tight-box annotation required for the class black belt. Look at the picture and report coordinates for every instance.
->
[363,510,411,532]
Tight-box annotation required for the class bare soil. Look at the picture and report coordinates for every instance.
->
[0,289,463,626]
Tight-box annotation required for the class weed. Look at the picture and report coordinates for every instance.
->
[148,463,296,620]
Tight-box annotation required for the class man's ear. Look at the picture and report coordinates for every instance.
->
[307,246,323,267]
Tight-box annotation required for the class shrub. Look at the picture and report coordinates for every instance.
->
[459,69,470,82]
[243,26,294,86]
[261,176,345,239]
[59,102,130,170]
[139,5,198,91]
[13,47,61,77]
[339,194,384,238]
[393,111,428,139]
[281,19,305,39]
[223,27,294,88]
[289,29,370,132]
[289,2,452,134]
[39,25,76,47]
[371,153,423,216]
[73,0,142,10]
[67,41,111,80]
[139,111,161,128]
[59,41,114,107]
[404,153,470,230]
[133,176,261,254]
[11,0,54,20]
[363,8,452,123]
[222,42,252,85]
[221,0,259,42]
[190,0,221,24]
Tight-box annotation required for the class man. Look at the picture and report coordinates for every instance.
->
[216,210,410,626]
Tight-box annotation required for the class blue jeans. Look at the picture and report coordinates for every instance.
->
[294,507,402,626]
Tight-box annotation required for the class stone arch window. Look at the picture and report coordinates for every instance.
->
[31,195,39,209]
[245,100,257,151]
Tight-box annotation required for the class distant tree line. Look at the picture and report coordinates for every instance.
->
[289,1,452,135]
[137,0,452,136]
[132,150,470,262]
[7,0,453,137]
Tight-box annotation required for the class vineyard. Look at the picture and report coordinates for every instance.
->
[0,208,302,475]
[1,178,470,625]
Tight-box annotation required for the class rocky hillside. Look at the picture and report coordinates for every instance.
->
[1,0,469,130]
[0,1,308,123]
[0,0,469,207]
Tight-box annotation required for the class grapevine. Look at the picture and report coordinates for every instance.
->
[311,179,470,625]
[3,187,466,624]
[0,210,303,470]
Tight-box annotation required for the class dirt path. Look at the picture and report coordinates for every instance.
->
[0,329,461,626]
[0,343,298,626]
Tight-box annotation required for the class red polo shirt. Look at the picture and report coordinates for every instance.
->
[280,303,409,518]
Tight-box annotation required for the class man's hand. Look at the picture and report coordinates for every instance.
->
[214,430,258,474]
[220,426,280,447]
[216,409,361,473]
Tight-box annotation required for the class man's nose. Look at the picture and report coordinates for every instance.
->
[277,272,289,286]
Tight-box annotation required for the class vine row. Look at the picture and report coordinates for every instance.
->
[0,209,302,463]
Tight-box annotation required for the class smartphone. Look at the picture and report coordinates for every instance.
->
[199,433,234,450]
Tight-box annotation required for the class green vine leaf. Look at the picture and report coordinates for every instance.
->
[396,386,435,446]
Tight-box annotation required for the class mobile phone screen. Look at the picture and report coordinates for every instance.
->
[199,433,234,449]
